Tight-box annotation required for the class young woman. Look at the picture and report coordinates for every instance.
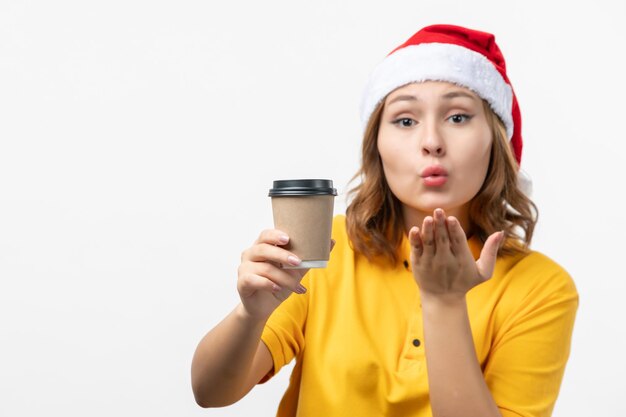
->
[191,24,578,417]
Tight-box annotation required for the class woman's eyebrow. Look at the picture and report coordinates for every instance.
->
[387,94,418,105]
[441,91,478,101]
[387,91,478,106]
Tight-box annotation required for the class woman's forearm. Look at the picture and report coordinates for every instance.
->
[421,294,501,417]
[191,303,269,407]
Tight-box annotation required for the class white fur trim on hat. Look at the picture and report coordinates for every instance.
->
[360,42,514,138]
[517,169,533,196]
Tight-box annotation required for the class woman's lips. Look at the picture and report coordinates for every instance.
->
[421,165,448,187]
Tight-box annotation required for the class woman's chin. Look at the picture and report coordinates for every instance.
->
[402,198,469,217]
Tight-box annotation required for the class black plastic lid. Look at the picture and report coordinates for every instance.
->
[268,179,337,197]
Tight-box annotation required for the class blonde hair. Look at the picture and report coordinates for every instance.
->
[345,100,537,265]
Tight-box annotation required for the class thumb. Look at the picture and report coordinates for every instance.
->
[475,231,504,281]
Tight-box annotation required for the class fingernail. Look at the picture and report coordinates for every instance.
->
[278,235,289,244]
[295,284,307,294]
[272,283,282,293]
[287,255,301,266]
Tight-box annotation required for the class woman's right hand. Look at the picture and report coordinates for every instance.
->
[237,229,309,320]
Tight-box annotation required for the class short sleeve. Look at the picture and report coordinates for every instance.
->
[484,256,579,417]
[259,273,311,383]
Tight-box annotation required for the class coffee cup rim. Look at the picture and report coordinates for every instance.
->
[268,179,338,197]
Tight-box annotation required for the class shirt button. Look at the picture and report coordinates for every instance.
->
[412,339,421,347]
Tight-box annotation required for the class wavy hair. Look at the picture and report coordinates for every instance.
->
[345,99,537,265]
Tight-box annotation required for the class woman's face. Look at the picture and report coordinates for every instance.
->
[377,81,492,224]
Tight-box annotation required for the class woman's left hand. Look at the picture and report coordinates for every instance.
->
[409,208,504,300]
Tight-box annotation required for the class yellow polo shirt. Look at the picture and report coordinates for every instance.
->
[260,215,578,417]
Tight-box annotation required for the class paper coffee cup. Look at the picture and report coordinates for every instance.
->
[269,179,337,269]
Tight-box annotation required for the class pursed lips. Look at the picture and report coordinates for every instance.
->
[420,165,448,178]
[420,165,449,186]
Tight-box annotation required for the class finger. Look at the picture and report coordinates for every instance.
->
[242,243,302,267]
[237,272,282,299]
[254,229,290,246]
[421,216,435,257]
[476,231,504,281]
[446,216,468,256]
[244,262,307,294]
[239,272,294,303]
[433,208,451,254]
[285,267,309,283]
[408,226,423,258]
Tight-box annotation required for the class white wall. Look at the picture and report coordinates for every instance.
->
[1,1,624,416]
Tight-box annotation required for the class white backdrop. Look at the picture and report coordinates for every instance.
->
[1,1,625,416]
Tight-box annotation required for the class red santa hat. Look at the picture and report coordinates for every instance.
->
[360,24,524,166]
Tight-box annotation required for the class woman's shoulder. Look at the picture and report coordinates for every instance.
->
[330,214,351,250]
[331,213,347,233]
[498,247,578,299]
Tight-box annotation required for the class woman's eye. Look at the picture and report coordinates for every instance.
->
[392,118,415,127]
[448,114,472,124]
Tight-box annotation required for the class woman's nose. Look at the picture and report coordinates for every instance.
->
[420,123,445,156]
